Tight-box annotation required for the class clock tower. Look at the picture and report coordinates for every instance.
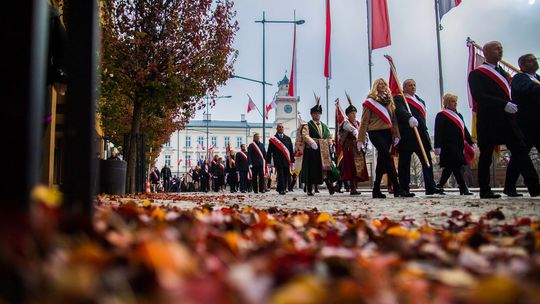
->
[273,75,300,138]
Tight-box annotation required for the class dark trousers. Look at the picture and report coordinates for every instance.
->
[369,129,400,191]
[398,148,436,191]
[275,165,290,192]
[251,166,265,193]
[504,140,540,191]
[479,142,538,192]
[239,170,248,192]
[439,166,467,190]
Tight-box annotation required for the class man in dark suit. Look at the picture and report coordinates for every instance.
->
[235,144,249,193]
[504,53,540,196]
[394,79,443,196]
[468,41,540,198]
[247,133,267,193]
[266,123,294,195]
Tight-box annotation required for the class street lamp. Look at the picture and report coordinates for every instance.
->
[255,12,305,145]
[205,95,232,160]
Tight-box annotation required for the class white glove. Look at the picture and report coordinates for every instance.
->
[352,129,359,137]
[311,143,318,150]
[408,117,419,128]
[357,141,365,151]
[249,164,253,169]
[434,148,441,155]
[472,144,478,149]
[504,102,518,114]
[393,137,400,146]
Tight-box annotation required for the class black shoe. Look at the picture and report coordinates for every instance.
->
[395,190,415,198]
[503,189,523,197]
[426,187,445,195]
[315,190,320,193]
[336,189,343,193]
[460,190,474,195]
[307,191,314,196]
[372,190,386,198]
[288,189,294,192]
[527,184,540,197]
[350,191,361,196]
[480,190,501,199]
[279,191,286,195]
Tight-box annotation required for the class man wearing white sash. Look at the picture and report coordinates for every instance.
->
[266,123,294,195]
[394,79,443,196]
[504,54,540,197]
[247,133,267,193]
[468,41,540,198]
[434,94,475,195]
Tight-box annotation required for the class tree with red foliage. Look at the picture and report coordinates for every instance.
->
[99,0,238,192]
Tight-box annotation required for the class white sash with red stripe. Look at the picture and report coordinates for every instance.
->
[269,136,293,170]
[441,109,465,138]
[237,151,248,161]
[405,94,426,118]
[250,142,269,176]
[364,98,392,126]
[476,64,511,98]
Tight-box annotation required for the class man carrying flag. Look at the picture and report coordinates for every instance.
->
[468,41,540,198]
[247,133,267,193]
[393,79,444,196]
[266,123,294,195]
[338,94,367,195]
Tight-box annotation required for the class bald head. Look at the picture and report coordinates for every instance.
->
[483,41,503,64]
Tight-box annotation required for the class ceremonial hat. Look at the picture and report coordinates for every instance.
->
[345,92,357,114]
[310,93,323,113]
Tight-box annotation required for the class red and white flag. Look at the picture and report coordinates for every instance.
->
[247,94,257,113]
[288,24,298,96]
[209,144,214,155]
[178,159,182,165]
[369,0,391,50]
[439,0,462,20]
[324,0,332,79]
[265,95,277,119]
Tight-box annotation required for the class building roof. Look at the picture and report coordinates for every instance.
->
[187,120,275,129]
[277,75,289,86]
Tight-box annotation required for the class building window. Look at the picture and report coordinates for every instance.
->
[236,137,242,148]
[186,136,191,148]
[165,155,171,166]
[211,136,217,147]
[165,140,171,147]
[224,136,230,148]
[197,136,204,148]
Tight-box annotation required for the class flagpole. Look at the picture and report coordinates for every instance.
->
[366,0,373,87]
[326,78,330,126]
[434,0,444,108]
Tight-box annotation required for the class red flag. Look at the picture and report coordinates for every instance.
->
[288,24,298,96]
[247,94,257,113]
[384,55,401,95]
[370,0,391,50]
[335,99,346,165]
[324,0,332,78]
[209,144,214,155]
[178,159,182,165]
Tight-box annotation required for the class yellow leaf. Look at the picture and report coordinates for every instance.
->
[387,226,421,239]
[151,207,165,221]
[31,185,62,208]
[271,276,327,304]
[224,231,240,254]
[317,212,335,224]
[142,200,151,207]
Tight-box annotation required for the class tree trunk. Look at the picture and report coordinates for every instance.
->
[127,101,143,193]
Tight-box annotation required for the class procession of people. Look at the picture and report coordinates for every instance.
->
[151,42,539,199]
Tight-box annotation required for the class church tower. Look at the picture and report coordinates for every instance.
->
[273,75,300,138]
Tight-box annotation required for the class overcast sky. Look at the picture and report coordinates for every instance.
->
[193,0,539,133]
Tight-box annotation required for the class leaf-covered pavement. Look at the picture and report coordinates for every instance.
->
[7,190,540,303]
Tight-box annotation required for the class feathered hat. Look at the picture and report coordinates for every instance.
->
[345,91,357,114]
[310,92,323,114]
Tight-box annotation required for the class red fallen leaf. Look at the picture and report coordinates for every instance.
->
[486,208,505,220]
[515,217,531,226]
[451,210,463,218]
[324,230,341,247]
[502,224,520,236]
[440,212,448,216]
